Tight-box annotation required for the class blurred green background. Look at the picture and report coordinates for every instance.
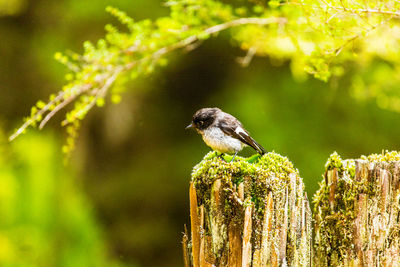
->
[1,0,400,266]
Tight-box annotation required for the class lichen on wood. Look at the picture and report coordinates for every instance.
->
[183,151,312,266]
[313,151,400,266]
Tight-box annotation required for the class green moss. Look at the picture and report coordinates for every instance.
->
[325,151,345,174]
[314,152,361,265]
[362,150,400,162]
[191,151,300,231]
[314,150,400,265]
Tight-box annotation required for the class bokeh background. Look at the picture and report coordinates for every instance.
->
[1,0,400,266]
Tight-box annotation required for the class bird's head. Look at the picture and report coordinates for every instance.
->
[186,107,220,132]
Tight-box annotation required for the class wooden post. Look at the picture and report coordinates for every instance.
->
[183,152,312,266]
[314,152,400,266]
[189,182,201,267]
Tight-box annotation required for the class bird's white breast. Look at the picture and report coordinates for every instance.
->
[201,127,244,154]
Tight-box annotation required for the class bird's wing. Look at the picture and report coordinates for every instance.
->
[218,118,266,155]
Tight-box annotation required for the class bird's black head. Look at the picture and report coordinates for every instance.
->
[187,107,220,131]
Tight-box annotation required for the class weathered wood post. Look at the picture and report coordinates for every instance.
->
[314,152,400,266]
[183,152,312,266]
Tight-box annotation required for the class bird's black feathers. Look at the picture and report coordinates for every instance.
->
[217,118,266,155]
[192,108,217,130]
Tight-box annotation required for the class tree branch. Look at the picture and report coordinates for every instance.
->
[61,69,122,126]
[125,17,287,70]
[9,17,286,142]
[39,84,92,129]
[9,91,65,141]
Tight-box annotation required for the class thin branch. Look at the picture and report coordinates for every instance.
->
[39,84,92,129]
[207,17,287,34]
[334,16,393,56]
[343,8,400,17]
[334,34,359,56]
[237,47,257,67]
[162,17,286,56]
[321,2,400,18]
[61,68,122,126]
[286,2,400,18]
[9,91,65,141]
[126,17,287,70]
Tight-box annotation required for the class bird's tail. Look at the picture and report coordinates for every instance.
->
[248,137,266,155]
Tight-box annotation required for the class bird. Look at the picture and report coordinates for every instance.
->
[186,107,266,161]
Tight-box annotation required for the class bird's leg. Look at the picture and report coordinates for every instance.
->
[230,151,238,163]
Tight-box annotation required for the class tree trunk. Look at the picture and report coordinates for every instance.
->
[314,152,400,266]
[182,152,312,266]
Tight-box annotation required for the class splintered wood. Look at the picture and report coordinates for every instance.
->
[314,158,400,266]
[185,152,400,266]
[183,153,312,267]
[189,183,201,267]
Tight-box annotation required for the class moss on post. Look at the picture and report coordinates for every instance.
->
[183,152,312,266]
[314,151,400,266]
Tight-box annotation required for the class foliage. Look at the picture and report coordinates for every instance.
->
[9,0,400,153]
[0,130,125,267]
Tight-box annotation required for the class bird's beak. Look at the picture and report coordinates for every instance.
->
[186,123,194,130]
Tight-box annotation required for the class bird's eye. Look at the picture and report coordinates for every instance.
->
[198,120,203,126]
